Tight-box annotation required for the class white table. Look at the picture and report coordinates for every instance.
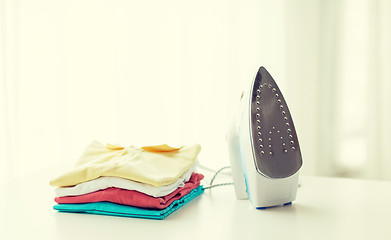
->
[1,167,391,240]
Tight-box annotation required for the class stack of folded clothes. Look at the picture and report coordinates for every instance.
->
[50,141,204,220]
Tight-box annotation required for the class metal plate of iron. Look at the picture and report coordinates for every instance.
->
[250,67,303,178]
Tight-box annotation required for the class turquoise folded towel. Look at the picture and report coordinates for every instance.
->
[53,186,204,220]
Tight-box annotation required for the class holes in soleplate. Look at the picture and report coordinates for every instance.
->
[253,84,298,158]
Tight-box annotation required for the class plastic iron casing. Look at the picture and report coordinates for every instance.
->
[227,66,302,209]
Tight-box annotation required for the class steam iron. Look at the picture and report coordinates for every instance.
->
[227,66,302,209]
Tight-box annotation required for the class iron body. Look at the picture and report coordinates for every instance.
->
[227,66,302,208]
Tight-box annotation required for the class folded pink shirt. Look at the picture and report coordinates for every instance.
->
[54,173,204,209]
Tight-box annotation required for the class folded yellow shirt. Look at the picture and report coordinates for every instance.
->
[50,141,201,187]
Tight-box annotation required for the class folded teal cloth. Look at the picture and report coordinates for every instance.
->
[53,186,204,220]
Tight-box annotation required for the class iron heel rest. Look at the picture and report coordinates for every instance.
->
[227,66,303,208]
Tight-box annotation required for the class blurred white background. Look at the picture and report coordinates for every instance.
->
[1,0,391,182]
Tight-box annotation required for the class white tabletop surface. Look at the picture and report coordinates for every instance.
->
[1,166,391,240]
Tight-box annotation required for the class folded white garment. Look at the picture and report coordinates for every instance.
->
[55,166,195,198]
